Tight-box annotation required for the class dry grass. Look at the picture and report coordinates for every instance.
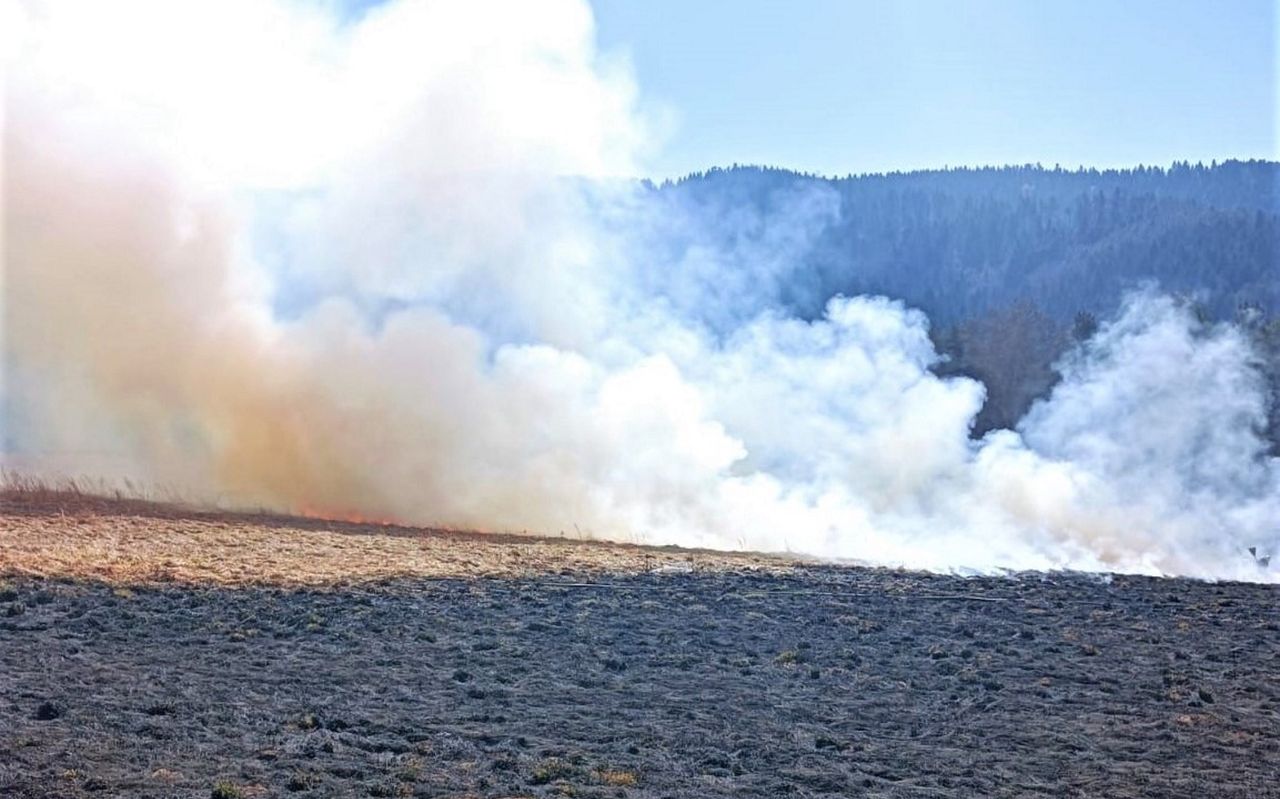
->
[0,480,789,586]
[598,769,639,787]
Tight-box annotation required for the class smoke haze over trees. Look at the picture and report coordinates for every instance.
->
[652,160,1277,324]
[644,160,1280,442]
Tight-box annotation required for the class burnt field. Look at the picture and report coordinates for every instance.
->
[2,497,1279,798]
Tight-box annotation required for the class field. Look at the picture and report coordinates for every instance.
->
[2,491,1278,798]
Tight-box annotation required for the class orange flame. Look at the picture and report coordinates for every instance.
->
[296,504,403,528]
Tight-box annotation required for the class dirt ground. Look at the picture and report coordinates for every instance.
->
[2,493,1278,798]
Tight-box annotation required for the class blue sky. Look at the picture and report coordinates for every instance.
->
[592,0,1277,178]
[340,0,1276,178]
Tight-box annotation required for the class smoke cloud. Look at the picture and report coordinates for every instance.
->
[4,0,1276,581]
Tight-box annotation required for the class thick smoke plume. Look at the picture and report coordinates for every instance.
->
[4,0,1277,581]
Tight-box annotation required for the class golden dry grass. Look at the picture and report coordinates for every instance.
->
[0,487,789,586]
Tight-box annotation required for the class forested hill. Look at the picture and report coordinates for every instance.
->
[644,160,1279,442]
[649,160,1278,326]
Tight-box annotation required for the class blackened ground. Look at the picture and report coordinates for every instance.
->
[1,568,1277,798]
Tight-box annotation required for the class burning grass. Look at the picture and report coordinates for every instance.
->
[0,478,788,586]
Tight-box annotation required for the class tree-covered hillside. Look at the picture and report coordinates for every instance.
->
[647,160,1280,444]
[652,160,1278,325]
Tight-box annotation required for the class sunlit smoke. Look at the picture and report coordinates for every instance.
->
[4,0,1276,581]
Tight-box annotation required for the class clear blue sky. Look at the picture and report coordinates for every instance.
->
[339,0,1276,178]
[591,0,1277,178]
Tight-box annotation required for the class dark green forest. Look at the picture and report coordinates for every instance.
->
[648,160,1280,446]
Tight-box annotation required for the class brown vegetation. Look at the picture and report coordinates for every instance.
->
[0,481,788,586]
[2,482,1277,798]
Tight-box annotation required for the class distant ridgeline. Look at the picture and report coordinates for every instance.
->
[647,160,1280,442]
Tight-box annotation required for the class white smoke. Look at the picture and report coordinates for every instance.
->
[4,0,1276,581]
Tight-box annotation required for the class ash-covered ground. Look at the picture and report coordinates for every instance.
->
[1,498,1278,798]
[3,570,1279,798]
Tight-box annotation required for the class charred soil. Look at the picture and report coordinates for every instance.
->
[1,495,1278,798]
